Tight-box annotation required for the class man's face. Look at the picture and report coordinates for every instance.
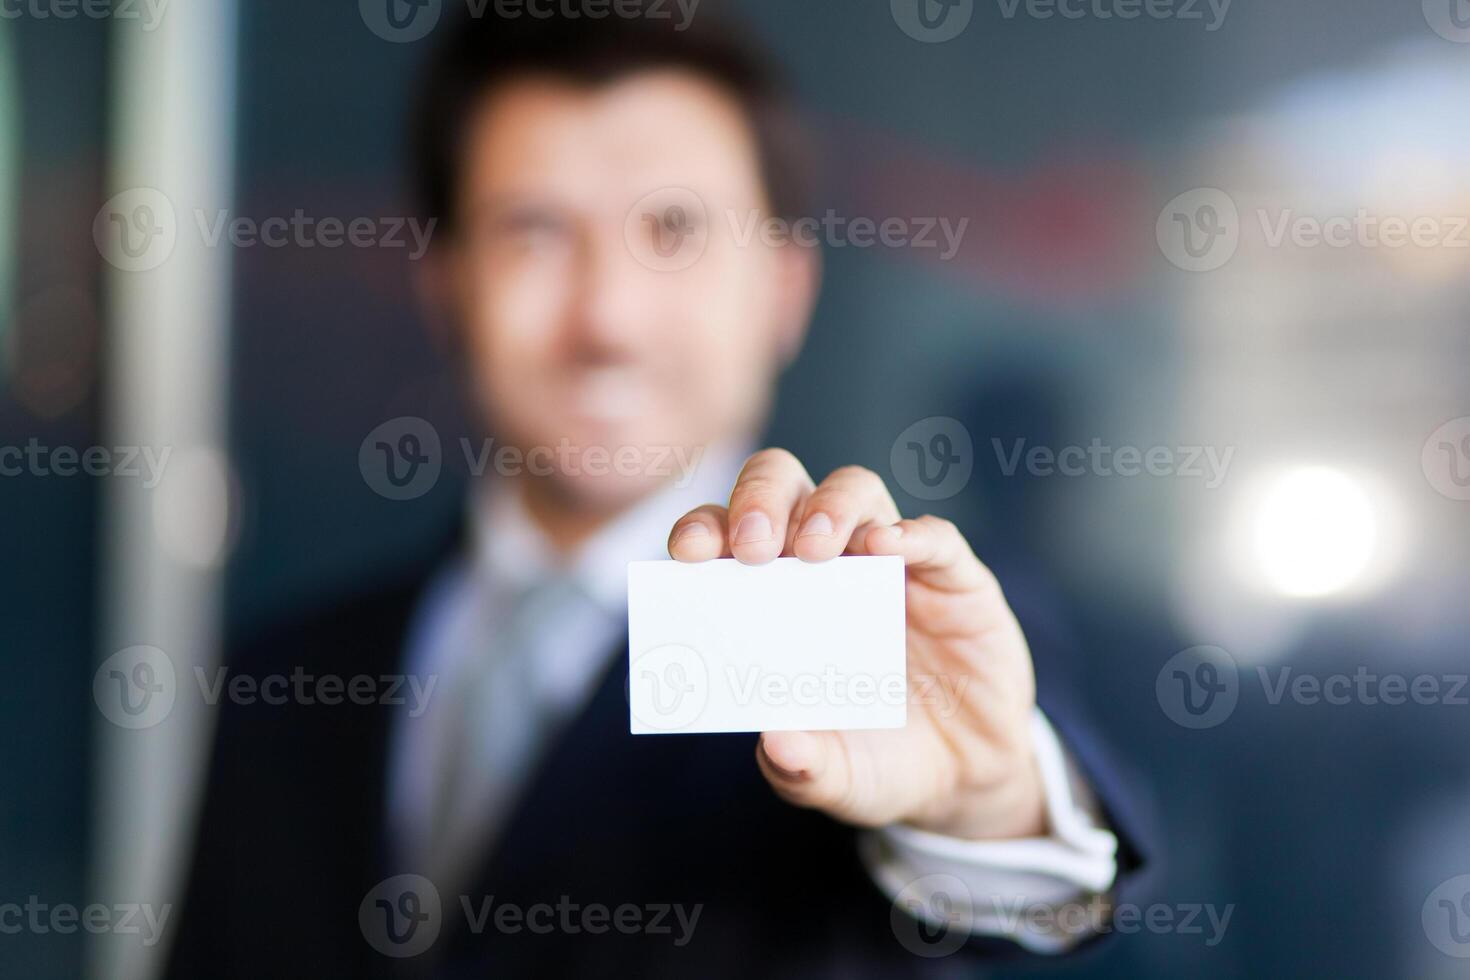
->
[436,70,816,509]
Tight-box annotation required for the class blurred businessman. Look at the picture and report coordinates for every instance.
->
[167,6,1146,977]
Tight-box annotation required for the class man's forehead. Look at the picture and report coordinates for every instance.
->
[461,70,764,205]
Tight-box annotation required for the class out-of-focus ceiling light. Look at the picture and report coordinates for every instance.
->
[1249,465,1378,598]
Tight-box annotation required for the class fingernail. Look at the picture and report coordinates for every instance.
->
[761,731,816,779]
[733,512,774,544]
[673,522,710,544]
[762,753,809,781]
[798,512,834,538]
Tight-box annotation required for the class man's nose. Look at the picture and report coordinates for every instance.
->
[565,228,657,355]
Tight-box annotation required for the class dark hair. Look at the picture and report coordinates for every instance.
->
[408,2,810,237]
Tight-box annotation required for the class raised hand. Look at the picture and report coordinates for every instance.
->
[667,448,1046,840]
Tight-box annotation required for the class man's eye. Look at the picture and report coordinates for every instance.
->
[489,211,570,246]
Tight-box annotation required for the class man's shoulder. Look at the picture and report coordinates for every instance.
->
[224,561,440,680]
[196,562,445,781]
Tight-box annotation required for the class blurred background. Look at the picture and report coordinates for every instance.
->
[4,0,1470,976]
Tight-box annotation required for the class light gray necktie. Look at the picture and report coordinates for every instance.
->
[422,574,580,895]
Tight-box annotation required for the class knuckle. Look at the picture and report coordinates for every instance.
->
[744,446,800,473]
[976,556,1001,588]
[730,476,781,506]
[829,463,872,480]
[831,464,882,490]
[974,560,1004,600]
[918,514,958,536]
[805,484,850,512]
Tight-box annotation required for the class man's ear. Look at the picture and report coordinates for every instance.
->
[773,239,822,367]
[412,241,459,355]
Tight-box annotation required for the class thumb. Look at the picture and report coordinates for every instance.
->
[756,731,852,815]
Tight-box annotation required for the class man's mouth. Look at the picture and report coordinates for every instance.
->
[566,367,652,423]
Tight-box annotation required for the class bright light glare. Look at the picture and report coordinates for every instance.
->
[1250,466,1378,598]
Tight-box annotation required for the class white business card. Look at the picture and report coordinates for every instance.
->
[627,556,907,734]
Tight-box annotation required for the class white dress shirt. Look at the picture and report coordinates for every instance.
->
[385,445,1119,952]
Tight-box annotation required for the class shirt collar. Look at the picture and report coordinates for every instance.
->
[469,443,750,616]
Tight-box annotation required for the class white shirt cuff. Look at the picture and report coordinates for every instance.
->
[861,708,1120,954]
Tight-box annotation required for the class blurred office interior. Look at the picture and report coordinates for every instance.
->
[2,1,1469,976]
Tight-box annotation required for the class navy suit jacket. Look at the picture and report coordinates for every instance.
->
[166,541,1150,978]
